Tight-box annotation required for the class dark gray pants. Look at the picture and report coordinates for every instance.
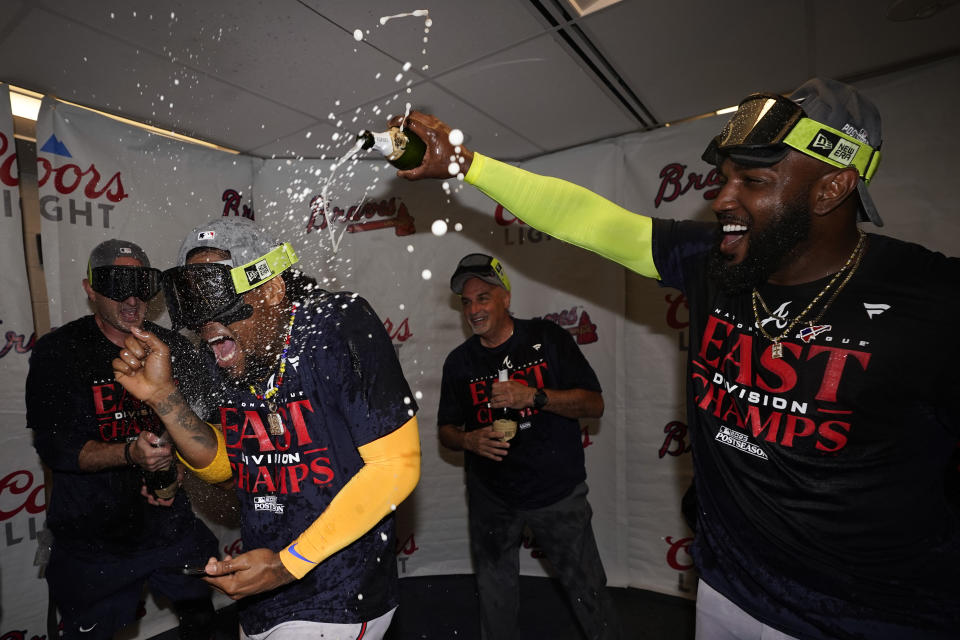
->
[467,480,621,640]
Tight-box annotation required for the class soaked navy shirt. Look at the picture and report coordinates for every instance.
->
[26,316,215,556]
[652,219,960,639]
[214,292,415,633]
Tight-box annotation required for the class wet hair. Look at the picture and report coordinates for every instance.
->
[280,268,320,303]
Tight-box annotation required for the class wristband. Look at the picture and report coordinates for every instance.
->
[124,438,137,467]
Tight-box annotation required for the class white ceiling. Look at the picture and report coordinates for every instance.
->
[2,0,958,161]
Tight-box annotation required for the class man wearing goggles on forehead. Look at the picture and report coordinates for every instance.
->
[394,78,960,639]
[26,239,218,640]
[113,217,421,640]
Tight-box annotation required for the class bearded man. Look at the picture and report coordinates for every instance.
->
[392,78,960,639]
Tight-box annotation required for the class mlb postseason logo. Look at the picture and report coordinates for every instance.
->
[806,129,860,167]
[245,259,273,285]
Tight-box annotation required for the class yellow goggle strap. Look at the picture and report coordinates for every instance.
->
[489,257,511,292]
[230,242,300,294]
[783,118,881,184]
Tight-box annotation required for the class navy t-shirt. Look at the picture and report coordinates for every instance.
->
[26,316,214,556]
[652,218,960,638]
[437,318,600,509]
[212,292,416,632]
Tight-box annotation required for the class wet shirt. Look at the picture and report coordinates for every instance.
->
[26,316,211,555]
[652,219,960,638]
[213,292,415,632]
[437,318,600,509]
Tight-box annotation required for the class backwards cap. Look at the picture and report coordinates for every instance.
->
[88,239,150,277]
[177,216,298,293]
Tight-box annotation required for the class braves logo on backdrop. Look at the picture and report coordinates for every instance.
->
[654,162,721,208]
[37,135,128,229]
[306,195,416,236]
[383,316,413,357]
[659,421,692,458]
[691,310,872,455]
[0,626,53,640]
[395,531,418,574]
[536,306,598,345]
[222,189,255,220]
[0,322,35,359]
[219,393,336,495]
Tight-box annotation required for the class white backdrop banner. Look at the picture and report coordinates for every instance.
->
[34,97,262,327]
[30,98,260,638]
[0,83,48,640]
[6,55,958,637]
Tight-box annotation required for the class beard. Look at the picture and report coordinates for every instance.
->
[708,195,812,295]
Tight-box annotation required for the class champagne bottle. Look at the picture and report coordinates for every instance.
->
[142,430,179,500]
[491,369,518,441]
[358,126,426,170]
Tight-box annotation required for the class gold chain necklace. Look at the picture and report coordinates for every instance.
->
[249,302,298,435]
[752,230,866,359]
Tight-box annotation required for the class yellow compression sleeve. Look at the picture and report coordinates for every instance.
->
[279,416,422,579]
[466,152,660,279]
[176,424,233,484]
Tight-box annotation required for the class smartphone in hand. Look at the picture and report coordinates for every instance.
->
[181,565,209,576]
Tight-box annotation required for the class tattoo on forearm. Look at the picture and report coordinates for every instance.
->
[157,389,218,448]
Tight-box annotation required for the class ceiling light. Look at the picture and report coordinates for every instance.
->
[564,0,624,18]
[3,82,238,154]
[9,85,43,121]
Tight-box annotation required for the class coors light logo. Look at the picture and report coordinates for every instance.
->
[37,135,128,229]
[537,306,598,345]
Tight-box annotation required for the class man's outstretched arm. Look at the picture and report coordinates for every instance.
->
[394,111,659,279]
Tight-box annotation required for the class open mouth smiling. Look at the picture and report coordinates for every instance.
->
[207,334,239,367]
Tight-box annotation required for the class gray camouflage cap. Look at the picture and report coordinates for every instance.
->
[177,216,280,267]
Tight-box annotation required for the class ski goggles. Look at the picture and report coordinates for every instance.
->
[89,265,162,302]
[450,253,511,294]
[702,93,881,184]
[162,243,299,331]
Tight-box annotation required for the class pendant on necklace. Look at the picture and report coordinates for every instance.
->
[267,401,285,436]
[771,341,783,359]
